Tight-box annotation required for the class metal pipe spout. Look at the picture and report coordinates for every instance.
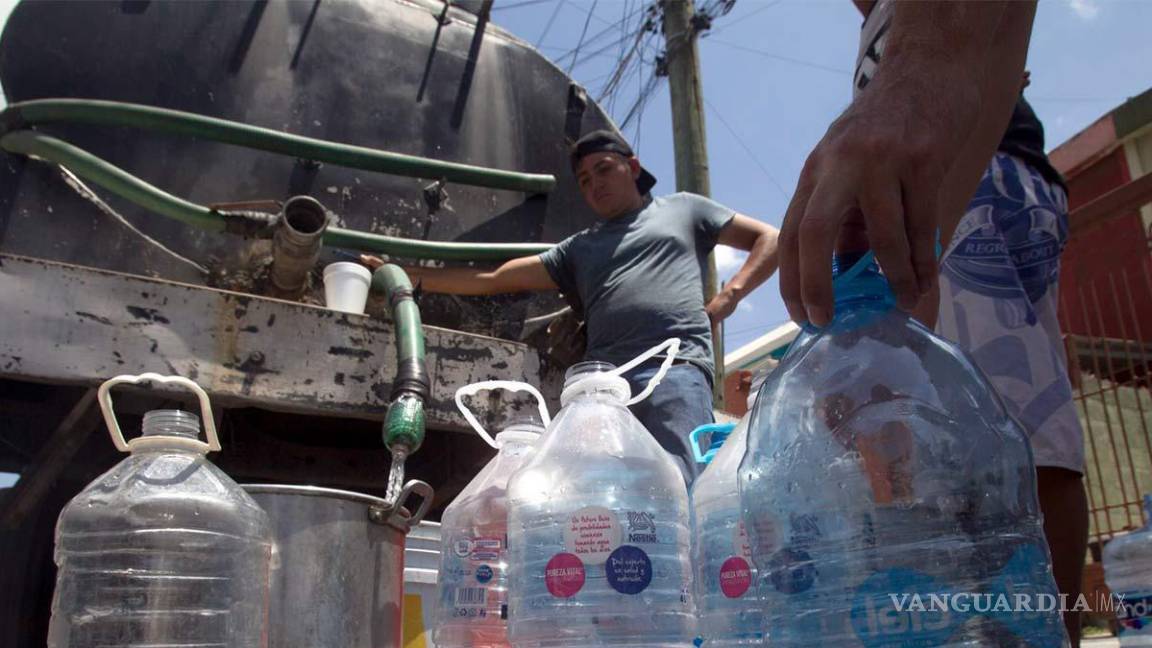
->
[270,196,329,298]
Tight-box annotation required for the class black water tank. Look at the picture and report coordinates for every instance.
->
[0,0,614,337]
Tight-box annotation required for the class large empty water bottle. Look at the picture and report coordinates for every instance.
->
[1104,494,1152,645]
[691,417,762,646]
[49,374,273,648]
[507,339,695,647]
[739,253,1067,647]
[434,381,551,647]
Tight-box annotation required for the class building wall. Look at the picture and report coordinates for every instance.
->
[1056,127,1152,343]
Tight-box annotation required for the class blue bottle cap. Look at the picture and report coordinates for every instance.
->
[831,250,895,308]
[690,422,737,465]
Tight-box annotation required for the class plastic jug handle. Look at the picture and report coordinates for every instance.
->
[454,380,552,448]
[689,425,707,464]
[97,373,219,453]
[688,422,735,464]
[611,337,681,405]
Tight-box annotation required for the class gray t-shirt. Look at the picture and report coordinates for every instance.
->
[539,192,736,381]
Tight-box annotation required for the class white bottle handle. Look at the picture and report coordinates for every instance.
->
[613,337,682,405]
[97,373,220,453]
[454,380,552,448]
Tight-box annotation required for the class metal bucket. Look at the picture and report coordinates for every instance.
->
[244,482,433,648]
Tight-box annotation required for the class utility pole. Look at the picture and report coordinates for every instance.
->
[662,0,724,409]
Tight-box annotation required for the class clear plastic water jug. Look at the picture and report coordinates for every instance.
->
[739,253,1067,647]
[434,381,551,647]
[1103,494,1152,645]
[691,417,762,646]
[48,373,273,648]
[507,339,696,647]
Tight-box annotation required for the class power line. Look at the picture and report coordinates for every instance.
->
[491,0,555,11]
[566,0,600,74]
[726,320,791,338]
[555,4,649,70]
[562,30,635,69]
[703,96,790,200]
[707,38,852,76]
[620,71,662,133]
[707,0,781,36]
[615,0,635,90]
[578,68,619,88]
[633,62,648,151]
[566,0,614,28]
[598,17,654,103]
[535,0,567,48]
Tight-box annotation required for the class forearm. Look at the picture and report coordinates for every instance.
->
[723,229,779,301]
[405,265,501,295]
[936,2,1038,245]
[878,1,1035,155]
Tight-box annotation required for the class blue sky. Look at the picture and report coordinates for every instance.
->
[2,0,1150,354]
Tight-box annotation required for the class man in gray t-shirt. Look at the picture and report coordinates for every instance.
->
[366,130,779,483]
[538,191,736,380]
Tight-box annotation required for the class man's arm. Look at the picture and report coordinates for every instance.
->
[361,254,558,295]
[779,1,1038,326]
[706,215,780,324]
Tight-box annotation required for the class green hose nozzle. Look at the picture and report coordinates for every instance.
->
[384,393,425,453]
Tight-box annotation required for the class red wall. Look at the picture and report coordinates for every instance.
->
[1058,149,1152,342]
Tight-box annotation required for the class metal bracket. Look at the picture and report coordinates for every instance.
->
[655,54,669,78]
[434,0,453,25]
[565,83,589,144]
[690,12,712,33]
[422,178,449,215]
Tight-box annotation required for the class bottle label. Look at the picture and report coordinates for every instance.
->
[719,556,753,599]
[606,545,653,595]
[563,506,621,564]
[444,534,506,622]
[453,585,491,608]
[545,552,586,598]
[734,518,754,559]
[1117,590,1152,637]
[454,536,503,561]
[846,542,1063,648]
[849,567,960,647]
[624,510,659,544]
[475,564,494,584]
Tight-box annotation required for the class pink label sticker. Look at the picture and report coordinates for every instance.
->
[719,556,752,599]
[545,552,586,598]
[562,506,621,564]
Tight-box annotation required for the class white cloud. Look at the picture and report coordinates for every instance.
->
[715,246,748,273]
[737,300,755,313]
[1068,0,1100,20]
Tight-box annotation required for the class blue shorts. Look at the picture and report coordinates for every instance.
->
[624,363,715,485]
